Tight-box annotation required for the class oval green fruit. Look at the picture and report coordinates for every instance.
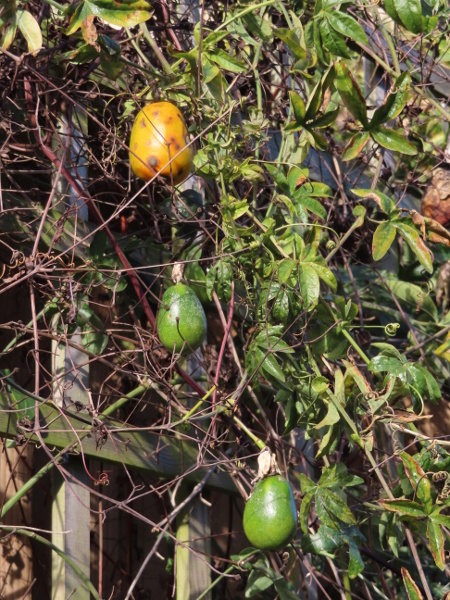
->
[243,475,298,551]
[157,283,207,354]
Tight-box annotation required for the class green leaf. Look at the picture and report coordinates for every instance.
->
[307,108,339,129]
[372,221,397,261]
[316,489,355,526]
[427,518,446,570]
[401,568,424,600]
[206,260,233,301]
[209,48,246,73]
[274,28,307,59]
[66,0,152,35]
[334,62,369,128]
[301,525,342,555]
[351,188,396,215]
[16,10,42,56]
[200,28,229,48]
[298,473,316,493]
[319,18,350,59]
[3,377,35,421]
[315,400,340,428]
[384,0,401,25]
[224,197,249,220]
[405,364,441,404]
[429,511,450,528]
[311,262,337,292]
[294,195,327,219]
[241,12,273,42]
[370,72,411,128]
[0,1,18,51]
[392,0,423,33]
[342,131,371,161]
[326,11,368,45]
[304,66,334,121]
[278,259,297,284]
[298,263,320,309]
[288,91,306,125]
[319,462,364,488]
[312,376,329,394]
[371,127,418,155]
[400,453,433,513]
[348,539,364,579]
[202,61,225,101]
[393,221,433,274]
[379,277,438,322]
[299,490,315,533]
[381,499,427,518]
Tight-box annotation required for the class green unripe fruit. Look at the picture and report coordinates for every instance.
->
[243,475,298,551]
[157,283,207,354]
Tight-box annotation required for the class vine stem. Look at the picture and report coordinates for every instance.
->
[212,281,235,410]
[0,527,101,600]
[22,75,211,400]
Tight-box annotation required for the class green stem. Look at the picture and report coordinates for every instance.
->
[325,213,365,263]
[196,565,236,600]
[0,526,101,599]
[43,0,65,11]
[139,23,174,75]
[232,414,266,450]
[356,40,450,122]
[340,328,370,365]
[1,455,61,519]
[1,306,46,355]
[99,384,147,419]
[216,0,278,32]
[179,385,217,424]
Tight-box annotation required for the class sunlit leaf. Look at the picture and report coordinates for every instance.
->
[16,10,42,56]
[372,221,397,261]
[334,62,369,127]
[66,0,152,35]
[371,127,418,155]
[401,568,424,600]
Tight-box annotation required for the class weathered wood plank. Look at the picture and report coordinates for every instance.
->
[0,396,237,494]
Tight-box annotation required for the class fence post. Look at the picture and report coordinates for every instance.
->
[51,107,91,599]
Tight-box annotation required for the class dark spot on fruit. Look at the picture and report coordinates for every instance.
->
[141,120,146,128]
[175,143,180,150]
[177,168,183,176]
[134,143,138,150]
[169,136,175,144]
[166,116,173,122]
[153,110,159,116]
[148,156,159,167]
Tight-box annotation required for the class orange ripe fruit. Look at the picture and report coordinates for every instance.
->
[129,101,194,185]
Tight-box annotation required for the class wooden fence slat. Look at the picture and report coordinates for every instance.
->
[0,393,237,494]
[51,331,91,600]
[0,446,33,600]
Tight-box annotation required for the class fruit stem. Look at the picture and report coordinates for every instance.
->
[232,415,266,451]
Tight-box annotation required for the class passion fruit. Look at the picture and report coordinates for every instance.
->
[129,101,194,185]
[157,283,207,354]
[243,475,298,551]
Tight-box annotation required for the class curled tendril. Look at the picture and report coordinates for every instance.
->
[364,391,379,401]
[326,240,336,251]
[431,471,450,504]
[391,428,402,454]
[385,323,400,336]
[94,472,110,486]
